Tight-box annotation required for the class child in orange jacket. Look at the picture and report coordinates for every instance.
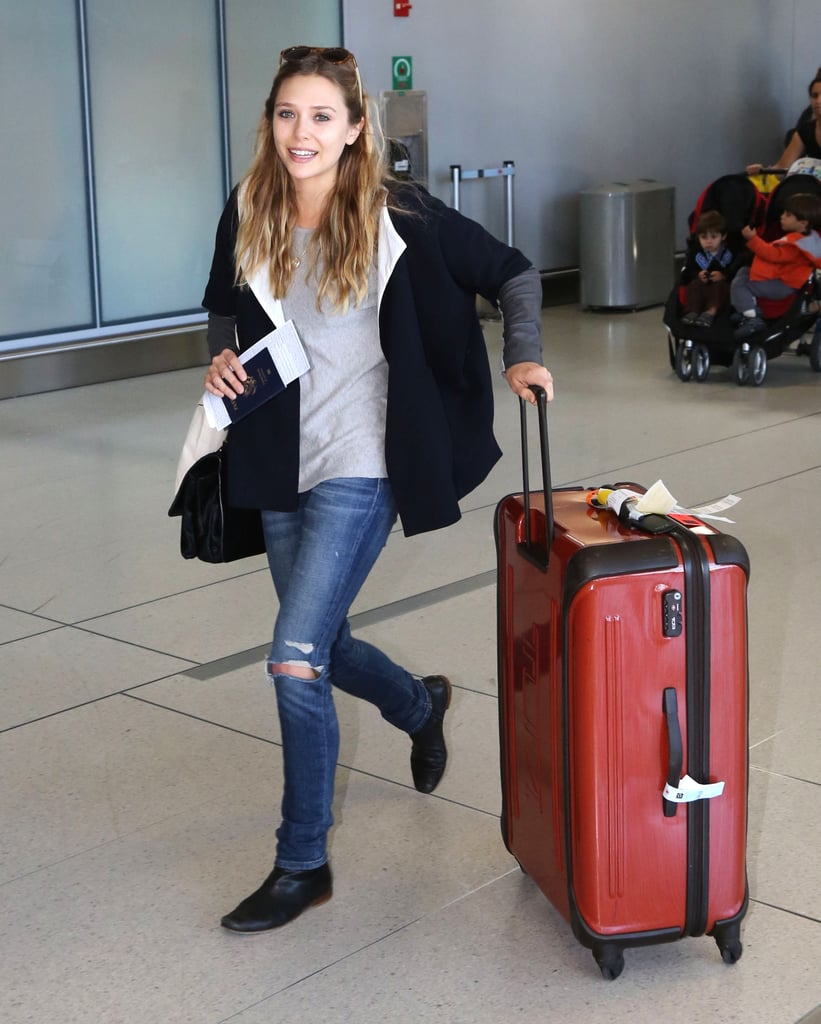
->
[731,192,821,339]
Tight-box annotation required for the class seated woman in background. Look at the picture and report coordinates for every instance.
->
[783,66,820,146]
[747,70,821,174]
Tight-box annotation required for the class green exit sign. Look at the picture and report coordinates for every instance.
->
[392,56,412,91]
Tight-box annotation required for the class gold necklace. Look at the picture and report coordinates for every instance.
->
[292,234,314,269]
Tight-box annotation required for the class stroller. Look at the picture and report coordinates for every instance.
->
[664,172,821,386]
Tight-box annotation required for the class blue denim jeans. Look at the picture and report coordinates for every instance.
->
[261,478,431,871]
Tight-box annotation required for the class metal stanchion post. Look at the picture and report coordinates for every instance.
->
[448,161,516,245]
[450,164,462,211]
[449,161,517,320]
[504,160,515,247]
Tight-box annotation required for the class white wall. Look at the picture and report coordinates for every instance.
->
[343,0,820,269]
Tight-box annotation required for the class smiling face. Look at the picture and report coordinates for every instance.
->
[272,73,363,197]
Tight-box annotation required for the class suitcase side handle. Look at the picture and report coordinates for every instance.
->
[662,687,683,818]
[519,385,555,570]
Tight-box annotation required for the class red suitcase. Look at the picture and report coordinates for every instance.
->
[496,388,749,979]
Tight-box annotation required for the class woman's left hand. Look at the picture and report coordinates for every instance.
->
[505,362,554,403]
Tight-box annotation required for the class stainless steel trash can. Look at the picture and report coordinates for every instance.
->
[579,179,675,309]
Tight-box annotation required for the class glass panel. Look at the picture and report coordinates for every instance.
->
[86,0,225,322]
[225,0,341,183]
[0,1,93,339]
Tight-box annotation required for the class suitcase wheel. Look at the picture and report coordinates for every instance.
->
[717,937,743,964]
[720,942,742,965]
[713,923,743,965]
[593,945,625,981]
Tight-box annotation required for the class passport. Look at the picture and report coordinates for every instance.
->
[216,346,284,425]
[203,320,310,429]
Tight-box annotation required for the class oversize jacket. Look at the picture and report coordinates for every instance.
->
[202,183,535,537]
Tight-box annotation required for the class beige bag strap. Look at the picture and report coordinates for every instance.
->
[173,403,227,495]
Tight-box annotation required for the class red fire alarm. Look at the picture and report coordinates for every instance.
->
[394,1,412,15]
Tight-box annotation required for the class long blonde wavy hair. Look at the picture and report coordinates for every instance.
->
[235,52,386,313]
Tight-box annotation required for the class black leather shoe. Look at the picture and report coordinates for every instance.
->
[410,675,452,794]
[220,862,332,933]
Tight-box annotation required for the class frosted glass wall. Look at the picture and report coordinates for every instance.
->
[0,2,93,338]
[86,0,225,322]
[0,0,341,348]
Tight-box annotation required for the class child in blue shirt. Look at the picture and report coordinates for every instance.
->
[680,211,743,327]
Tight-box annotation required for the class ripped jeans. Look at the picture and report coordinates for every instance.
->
[261,478,431,871]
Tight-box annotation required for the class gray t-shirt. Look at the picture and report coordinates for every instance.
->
[282,228,388,492]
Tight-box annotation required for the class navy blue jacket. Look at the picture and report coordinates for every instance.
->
[202,183,532,536]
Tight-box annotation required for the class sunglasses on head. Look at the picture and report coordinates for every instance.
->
[278,46,363,109]
[279,46,357,68]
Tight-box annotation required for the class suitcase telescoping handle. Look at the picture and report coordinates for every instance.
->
[519,384,555,571]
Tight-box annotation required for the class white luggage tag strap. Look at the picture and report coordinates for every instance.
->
[663,774,725,804]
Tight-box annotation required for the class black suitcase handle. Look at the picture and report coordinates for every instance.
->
[662,687,684,818]
[519,385,555,571]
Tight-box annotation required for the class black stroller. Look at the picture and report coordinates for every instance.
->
[664,172,821,385]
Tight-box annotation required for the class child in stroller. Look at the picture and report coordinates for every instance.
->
[732,192,821,339]
[664,171,821,385]
[679,210,746,328]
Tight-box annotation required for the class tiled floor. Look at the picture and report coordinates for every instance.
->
[2,305,820,1023]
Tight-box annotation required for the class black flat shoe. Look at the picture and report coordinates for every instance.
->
[410,675,452,794]
[220,862,332,933]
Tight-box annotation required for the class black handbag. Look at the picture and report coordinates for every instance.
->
[168,446,266,563]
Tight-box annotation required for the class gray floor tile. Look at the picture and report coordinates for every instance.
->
[0,605,62,644]
[0,628,194,732]
[750,720,821,786]
[747,767,821,921]
[0,695,268,883]
[81,569,276,664]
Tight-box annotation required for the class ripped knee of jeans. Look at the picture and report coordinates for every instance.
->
[266,639,325,682]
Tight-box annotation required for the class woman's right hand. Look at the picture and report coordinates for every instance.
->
[205,348,247,399]
[746,163,763,175]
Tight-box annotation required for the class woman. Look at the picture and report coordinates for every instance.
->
[748,70,821,174]
[782,65,821,147]
[202,46,553,933]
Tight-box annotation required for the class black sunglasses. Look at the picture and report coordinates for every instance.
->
[279,46,358,68]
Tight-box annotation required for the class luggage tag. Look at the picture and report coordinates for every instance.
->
[663,774,725,804]
[585,486,676,535]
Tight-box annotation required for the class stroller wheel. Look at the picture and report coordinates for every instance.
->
[732,348,749,386]
[810,332,821,372]
[749,345,767,386]
[674,341,694,382]
[666,330,678,370]
[693,343,710,382]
